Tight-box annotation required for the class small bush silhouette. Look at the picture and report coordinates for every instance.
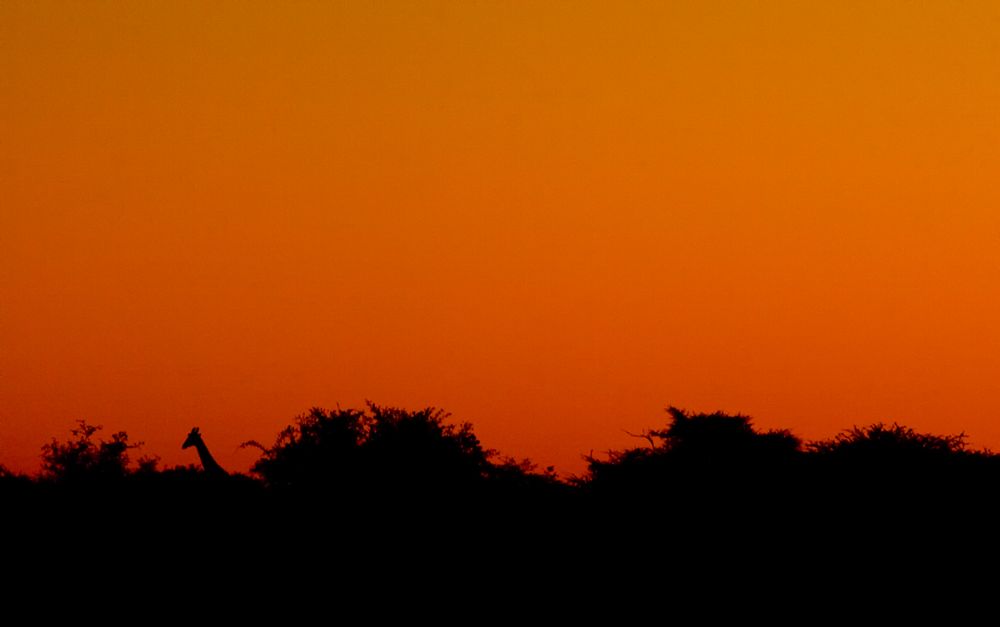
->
[0,464,29,488]
[40,420,146,484]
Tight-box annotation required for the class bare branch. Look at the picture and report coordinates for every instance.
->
[624,429,656,449]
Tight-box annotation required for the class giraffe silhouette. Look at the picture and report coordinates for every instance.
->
[182,427,228,477]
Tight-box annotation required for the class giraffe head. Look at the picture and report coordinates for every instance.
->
[182,427,202,450]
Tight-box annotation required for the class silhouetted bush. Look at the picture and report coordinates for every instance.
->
[242,406,370,491]
[243,401,559,502]
[809,422,969,463]
[40,420,146,484]
[803,422,998,507]
[652,406,801,463]
[487,455,563,495]
[0,464,31,493]
[584,406,803,499]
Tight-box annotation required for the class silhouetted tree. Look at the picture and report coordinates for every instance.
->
[804,422,994,502]
[584,407,803,500]
[243,401,560,502]
[808,422,969,462]
[242,406,370,491]
[40,420,145,484]
[650,406,801,464]
[361,403,490,491]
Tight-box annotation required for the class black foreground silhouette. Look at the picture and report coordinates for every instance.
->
[7,401,1000,568]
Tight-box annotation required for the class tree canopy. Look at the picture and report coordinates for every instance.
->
[40,420,147,483]
[243,401,523,496]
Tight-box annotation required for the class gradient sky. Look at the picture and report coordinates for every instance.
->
[4,1,1000,476]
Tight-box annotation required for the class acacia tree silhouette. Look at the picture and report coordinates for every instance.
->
[243,402,493,496]
[241,405,369,492]
[579,406,807,516]
[808,422,969,462]
[804,421,993,505]
[584,407,802,487]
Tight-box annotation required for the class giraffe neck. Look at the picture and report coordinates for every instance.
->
[194,439,226,476]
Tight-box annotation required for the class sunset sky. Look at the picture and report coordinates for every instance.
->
[4,1,1000,476]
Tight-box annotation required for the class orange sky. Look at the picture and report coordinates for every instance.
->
[3,1,1000,476]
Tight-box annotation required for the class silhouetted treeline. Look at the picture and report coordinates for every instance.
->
[6,402,1000,530]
